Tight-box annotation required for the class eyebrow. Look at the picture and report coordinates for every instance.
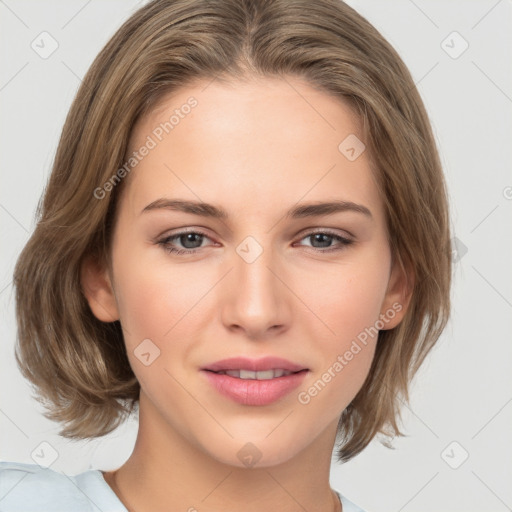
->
[141,198,373,220]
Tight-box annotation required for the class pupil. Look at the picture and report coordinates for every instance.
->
[313,233,331,248]
[181,233,202,249]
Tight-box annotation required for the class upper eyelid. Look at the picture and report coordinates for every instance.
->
[160,228,214,242]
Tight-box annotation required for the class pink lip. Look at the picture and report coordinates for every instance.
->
[201,356,309,406]
[202,356,307,373]
[202,370,308,406]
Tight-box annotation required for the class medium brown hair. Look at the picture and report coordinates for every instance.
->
[13,0,451,462]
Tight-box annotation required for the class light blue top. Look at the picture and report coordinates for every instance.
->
[0,461,367,512]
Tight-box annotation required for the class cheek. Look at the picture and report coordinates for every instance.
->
[110,243,182,342]
[294,260,387,416]
[112,257,205,390]
[303,254,390,344]
[111,247,221,374]
[295,250,390,404]
[118,269,196,335]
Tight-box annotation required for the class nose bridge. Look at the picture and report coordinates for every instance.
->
[223,234,288,335]
[235,234,279,306]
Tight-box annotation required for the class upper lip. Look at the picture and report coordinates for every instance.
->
[202,356,307,373]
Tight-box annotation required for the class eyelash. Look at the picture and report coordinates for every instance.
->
[157,229,354,255]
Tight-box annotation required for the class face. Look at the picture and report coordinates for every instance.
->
[83,75,409,468]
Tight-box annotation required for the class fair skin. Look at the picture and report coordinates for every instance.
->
[81,75,411,512]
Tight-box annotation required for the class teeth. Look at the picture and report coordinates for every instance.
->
[218,369,294,380]
[240,369,258,379]
[251,369,274,380]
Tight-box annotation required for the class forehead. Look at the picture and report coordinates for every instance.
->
[121,76,382,222]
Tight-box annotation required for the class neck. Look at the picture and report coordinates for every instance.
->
[104,391,341,512]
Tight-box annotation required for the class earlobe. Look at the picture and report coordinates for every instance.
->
[80,254,120,323]
[379,257,414,330]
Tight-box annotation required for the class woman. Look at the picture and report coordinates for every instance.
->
[1,0,451,510]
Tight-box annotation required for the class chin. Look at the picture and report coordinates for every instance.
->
[202,433,310,470]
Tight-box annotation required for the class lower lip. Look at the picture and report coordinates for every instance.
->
[202,370,308,406]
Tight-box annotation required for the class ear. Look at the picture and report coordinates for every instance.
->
[80,254,120,322]
[379,256,414,330]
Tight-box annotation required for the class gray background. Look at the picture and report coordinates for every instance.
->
[1,1,511,511]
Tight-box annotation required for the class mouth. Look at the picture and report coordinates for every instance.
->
[202,356,307,373]
[206,368,304,380]
[201,357,309,406]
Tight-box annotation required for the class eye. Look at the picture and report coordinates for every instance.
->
[157,228,354,256]
[295,230,354,253]
[158,229,213,255]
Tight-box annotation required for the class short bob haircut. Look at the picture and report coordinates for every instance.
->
[13,0,451,463]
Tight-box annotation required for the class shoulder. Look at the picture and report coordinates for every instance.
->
[0,461,93,511]
[336,490,370,512]
[0,461,125,512]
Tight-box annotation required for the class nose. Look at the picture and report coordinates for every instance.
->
[221,240,291,340]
